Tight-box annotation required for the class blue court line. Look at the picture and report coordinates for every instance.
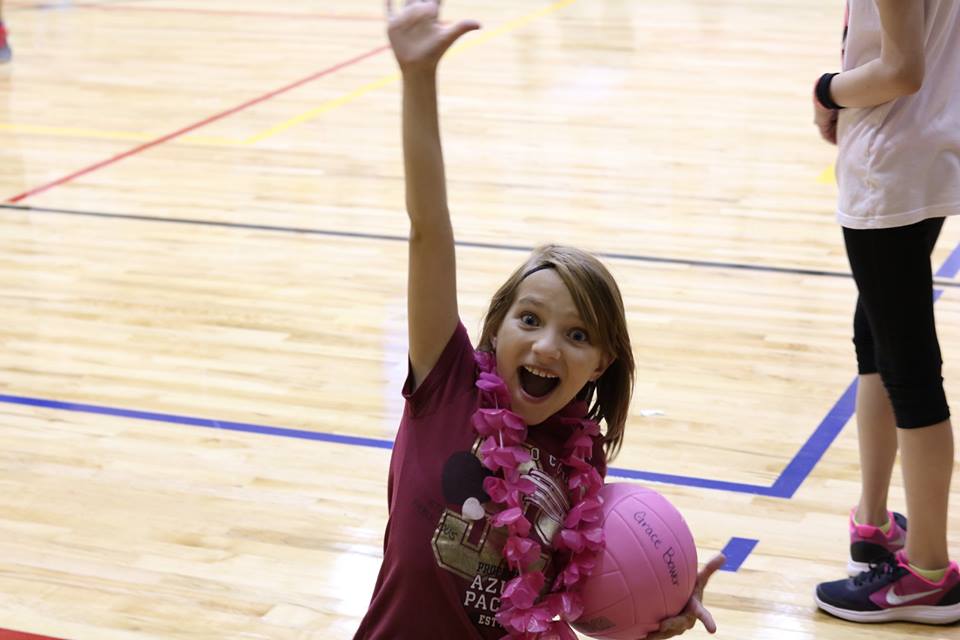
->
[0,379,851,498]
[605,467,780,495]
[768,380,857,498]
[7,203,960,288]
[0,388,808,495]
[720,537,759,572]
[936,241,960,278]
[609,380,858,497]
[0,386,769,570]
[0,394,394,450]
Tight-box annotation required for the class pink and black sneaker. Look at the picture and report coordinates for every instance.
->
[0,23,10,63]
[816,552,960,624]
[849,509,907,576]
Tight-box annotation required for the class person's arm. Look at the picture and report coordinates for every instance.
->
[386,1,480,390]
[813,0,925,144]
[829,0,925,107]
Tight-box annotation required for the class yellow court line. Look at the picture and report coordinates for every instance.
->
[0,122,243,147]
[0,1,580,149]
[242,0,581,146]
[817,163,836,185]
[0,122,154,142]
[242,73,401,146]
[180,134,244,146]
[444,0,580,58]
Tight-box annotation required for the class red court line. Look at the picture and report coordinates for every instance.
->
[6,44,390,204]
[0,630,64,640]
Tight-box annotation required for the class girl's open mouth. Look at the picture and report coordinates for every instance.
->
[518,365,560,399]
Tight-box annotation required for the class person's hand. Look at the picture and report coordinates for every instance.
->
[642,553,725,640]
[386,0,480,72]
[813,95,838,144]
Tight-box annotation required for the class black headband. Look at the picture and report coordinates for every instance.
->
[521,263,555,279]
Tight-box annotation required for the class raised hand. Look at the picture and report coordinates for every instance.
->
[643,553,725,640]
[386,0,481,72]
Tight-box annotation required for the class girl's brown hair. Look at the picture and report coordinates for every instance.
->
[477,245,635,461]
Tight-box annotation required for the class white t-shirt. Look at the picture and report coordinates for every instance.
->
[836,0,960,229]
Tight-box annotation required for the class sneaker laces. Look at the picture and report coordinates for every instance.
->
[853,555,900,586]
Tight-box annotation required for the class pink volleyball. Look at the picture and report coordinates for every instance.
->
[571,483,698,639]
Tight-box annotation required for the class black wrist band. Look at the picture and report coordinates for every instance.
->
[815,72,844,110]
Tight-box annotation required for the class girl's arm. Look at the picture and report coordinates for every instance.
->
[386,1,480,389]
[830,0,925,107]
[813,0,924,144]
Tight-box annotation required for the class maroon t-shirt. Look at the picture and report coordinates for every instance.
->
[354,323,607,640]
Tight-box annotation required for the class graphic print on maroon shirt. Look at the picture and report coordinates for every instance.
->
[354,322,606,640]
[433,428,578,633]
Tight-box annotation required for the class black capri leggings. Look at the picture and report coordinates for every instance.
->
[844,217,950,429]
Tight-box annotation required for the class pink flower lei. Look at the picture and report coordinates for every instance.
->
[472,350,606,640]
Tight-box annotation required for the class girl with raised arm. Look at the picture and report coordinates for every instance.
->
[355,3,723,638]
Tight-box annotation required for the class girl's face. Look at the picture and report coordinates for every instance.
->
[493,269,611,426]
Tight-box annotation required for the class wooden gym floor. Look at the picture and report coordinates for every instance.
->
[0,0,957,638]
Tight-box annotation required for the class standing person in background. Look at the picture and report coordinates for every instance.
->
[0,0,11,63]
[812,0,960,625]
